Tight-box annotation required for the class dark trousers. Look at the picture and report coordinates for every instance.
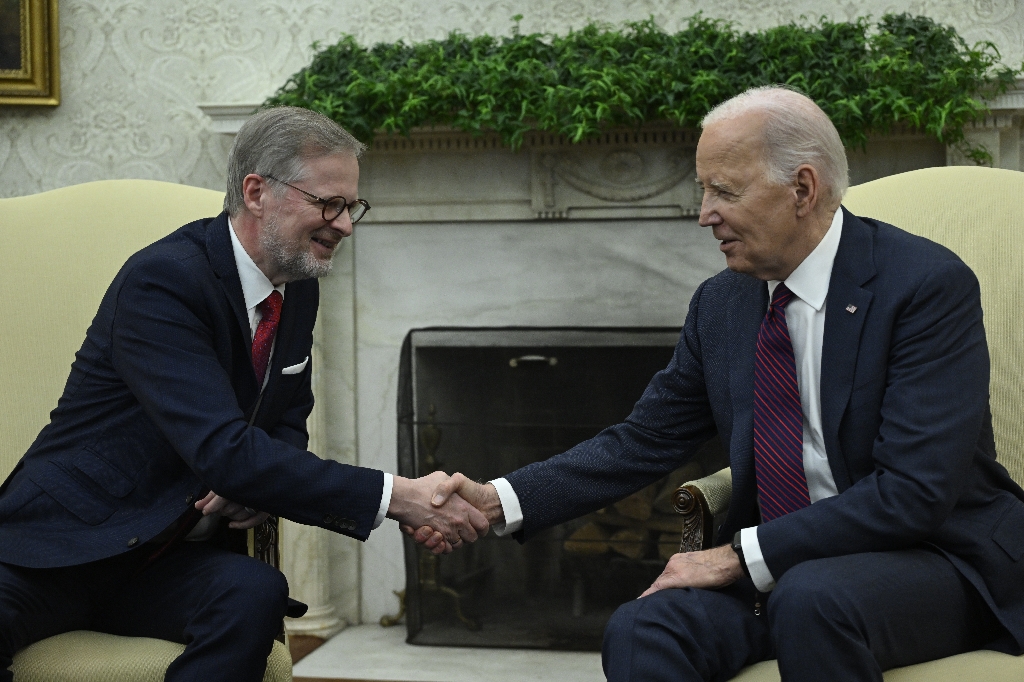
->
[603,548,1003,682]
[0,541,288,682]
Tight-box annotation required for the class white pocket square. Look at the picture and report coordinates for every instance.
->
[281,357,309,375]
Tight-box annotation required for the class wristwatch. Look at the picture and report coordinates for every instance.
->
[731,531,751,578]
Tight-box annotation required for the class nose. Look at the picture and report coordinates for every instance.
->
[698,193,720,228]
[329,210,354,237]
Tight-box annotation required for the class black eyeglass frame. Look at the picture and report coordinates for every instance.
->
[264,174,371,224]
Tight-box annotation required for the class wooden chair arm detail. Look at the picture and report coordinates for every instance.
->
[673,484,714,553]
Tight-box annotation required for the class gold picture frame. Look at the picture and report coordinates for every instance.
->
[0,0,59,106]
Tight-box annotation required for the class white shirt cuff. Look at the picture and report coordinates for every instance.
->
[488,477,522,536]
[373,473,393,530]
[742,526,776,592]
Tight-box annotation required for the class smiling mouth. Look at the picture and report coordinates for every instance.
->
[312,236,339,251]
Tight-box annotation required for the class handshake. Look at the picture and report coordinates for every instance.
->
[386,472,504,555]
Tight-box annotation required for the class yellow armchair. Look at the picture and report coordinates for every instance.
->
[0,180,291,682]
[674,166,1024,680]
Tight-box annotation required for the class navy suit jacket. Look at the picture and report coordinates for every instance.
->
[0,213,384,568]
[505,208,1024,651]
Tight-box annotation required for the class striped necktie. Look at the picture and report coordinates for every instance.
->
[753,283,811,521]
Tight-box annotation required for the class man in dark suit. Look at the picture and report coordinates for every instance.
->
[0,106,486,682]
[424,87,1024,680]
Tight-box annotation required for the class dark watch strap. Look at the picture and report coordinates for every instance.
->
[732,531,751,579]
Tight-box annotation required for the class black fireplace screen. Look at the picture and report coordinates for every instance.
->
[396,328,726,650]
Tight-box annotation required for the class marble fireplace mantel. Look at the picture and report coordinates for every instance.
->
[199,97,1023,642]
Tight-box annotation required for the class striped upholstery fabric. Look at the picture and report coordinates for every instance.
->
[843,166,1024,488]
[0,180,226,480]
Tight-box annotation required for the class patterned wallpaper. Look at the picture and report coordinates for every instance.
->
[0,0,1021,197]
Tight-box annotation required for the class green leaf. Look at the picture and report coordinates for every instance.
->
[262,13,1019,156]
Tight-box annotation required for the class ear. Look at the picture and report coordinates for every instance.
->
[793,164,820,218]
[241,174,269,218]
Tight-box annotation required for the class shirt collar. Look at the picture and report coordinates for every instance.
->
[228,217,285,311]
[769,207,843,312]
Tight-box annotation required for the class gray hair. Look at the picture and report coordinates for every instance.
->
[701,86,848,208]
[224,106,366,215]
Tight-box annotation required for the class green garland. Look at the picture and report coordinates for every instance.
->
[266,14,1019,163]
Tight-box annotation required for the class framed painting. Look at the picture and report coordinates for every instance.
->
[0,0,59,106]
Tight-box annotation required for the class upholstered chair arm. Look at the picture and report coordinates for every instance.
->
[673,468,733,553]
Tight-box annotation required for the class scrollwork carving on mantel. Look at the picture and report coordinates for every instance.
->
[534,142,698,219]
[528,129,700,219]
[358,126,703,222]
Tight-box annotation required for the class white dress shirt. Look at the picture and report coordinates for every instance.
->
[190,220,391,538]
[491,208,845,593]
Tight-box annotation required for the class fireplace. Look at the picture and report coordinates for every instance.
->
[199,109,980,641]
[396,328,726,649]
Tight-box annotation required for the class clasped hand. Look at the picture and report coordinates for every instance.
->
[194,491,269,530]
[405,473,744,598]
[398,472,504,555]
[388,471,491,555]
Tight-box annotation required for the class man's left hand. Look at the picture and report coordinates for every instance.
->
[195,492,271,530]
[640,544,744,597]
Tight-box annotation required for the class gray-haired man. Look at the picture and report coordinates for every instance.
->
[0,106,486,682]
[427,87,1022,680]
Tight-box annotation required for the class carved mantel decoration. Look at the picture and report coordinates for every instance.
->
[531,130,699,219]
[352,125,711,224]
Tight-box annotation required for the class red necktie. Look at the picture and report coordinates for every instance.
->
[753,283,811,521]
[252,291,283,386]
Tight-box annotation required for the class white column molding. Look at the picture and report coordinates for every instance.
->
[197,103,261,135]
[282,331,345,639]
[948,81,1024,171]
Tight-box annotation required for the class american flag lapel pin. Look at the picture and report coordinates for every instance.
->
[846,304,858,313]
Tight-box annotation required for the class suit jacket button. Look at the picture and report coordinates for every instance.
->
[324,514,335,524]
[185,494,194,505]
[348,521,357,531]
[127,537,139,547]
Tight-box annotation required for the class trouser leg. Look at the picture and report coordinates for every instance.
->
[0,557,129,682]
[603,577,772,682]
[769,548,1001,682]
[93,541,289,682]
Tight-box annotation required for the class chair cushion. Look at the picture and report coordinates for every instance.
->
[10,630,292,681]
[730,650,1024,681]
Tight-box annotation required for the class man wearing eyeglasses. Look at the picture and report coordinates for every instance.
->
[0,106,486,682]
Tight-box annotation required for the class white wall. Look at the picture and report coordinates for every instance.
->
[1,0,1022,198]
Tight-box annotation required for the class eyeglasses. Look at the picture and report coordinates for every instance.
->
[264,175,371,224]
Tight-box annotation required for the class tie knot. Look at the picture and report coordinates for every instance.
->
[259,290,283,322]
[771,282,794,309]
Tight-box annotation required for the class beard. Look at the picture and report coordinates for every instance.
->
[258,214,334,281]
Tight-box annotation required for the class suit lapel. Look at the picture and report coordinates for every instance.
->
[728,276,769,498]
[205,213,261,404]
[206,213,252,346]
[819,208,876,492]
